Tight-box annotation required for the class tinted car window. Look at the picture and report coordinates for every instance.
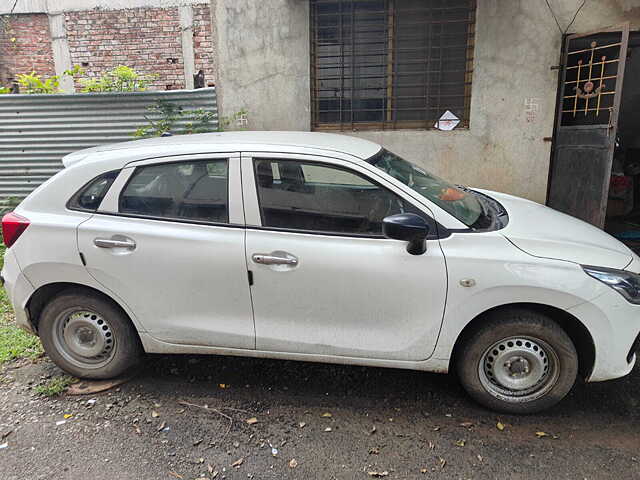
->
[68,170,119,212]
[254,159,425,235]
[120,160,229,223]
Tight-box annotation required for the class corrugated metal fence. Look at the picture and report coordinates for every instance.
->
[0,88,217,201]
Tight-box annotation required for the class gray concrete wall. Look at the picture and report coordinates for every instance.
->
[214,0,640,203]
[214,0,310,131]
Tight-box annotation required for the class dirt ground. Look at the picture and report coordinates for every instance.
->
[1,353,639,480]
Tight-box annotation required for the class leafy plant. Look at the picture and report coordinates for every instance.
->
[0,86,11,94]
[16,71,60,94]
[80,65,156,93]
[35,375,76,396]
[134,101,184,138]
[185,108,218,134]
[134,101,224,138]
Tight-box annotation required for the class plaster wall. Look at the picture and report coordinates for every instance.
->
[215,0,640,203]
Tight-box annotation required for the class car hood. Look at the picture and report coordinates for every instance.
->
[476,189,634,270]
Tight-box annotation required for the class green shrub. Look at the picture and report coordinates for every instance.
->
[80,65,156,93]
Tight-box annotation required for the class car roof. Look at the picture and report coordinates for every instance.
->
[62,131,383,168]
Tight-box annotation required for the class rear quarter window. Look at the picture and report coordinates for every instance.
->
[67,170,120,212]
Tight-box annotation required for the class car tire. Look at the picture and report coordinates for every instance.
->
[456,308,578,414]
[39,290,143,379]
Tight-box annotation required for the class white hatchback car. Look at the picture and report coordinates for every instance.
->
[2,132,639,413]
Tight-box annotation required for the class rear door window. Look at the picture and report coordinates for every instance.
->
[119,159,229,223]
[68,170,119,212]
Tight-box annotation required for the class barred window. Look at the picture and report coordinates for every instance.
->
[310,0,476,130]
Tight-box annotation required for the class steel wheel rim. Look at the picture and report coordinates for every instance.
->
[53,309,116,369]
[478,336,560,403]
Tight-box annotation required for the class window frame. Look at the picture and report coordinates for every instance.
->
[242,152,445,239]
[309,0,477,131]
[95,153,245,227]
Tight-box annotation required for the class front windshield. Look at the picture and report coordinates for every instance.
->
[368,149,486,228]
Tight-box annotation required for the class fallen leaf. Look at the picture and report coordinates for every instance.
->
[455,439,466,447]
[321,412,333,418]
[289,459,298,468]
[420,468,428,474]
[298,422,306,428]
[157,421,166,432]
[496,422,505,431]
[218,384,229,389]
[246,417,258,425]
[367,471,389,477]
[168,472,183,479]
[535,431,549,438]
[439,457,447,469]
[477,454,483,462]
[151,410,159,418]
[231,458,244,468]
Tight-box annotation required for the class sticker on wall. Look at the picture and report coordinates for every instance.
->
[434,111,460,131]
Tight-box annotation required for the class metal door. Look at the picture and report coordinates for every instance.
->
[547,24,630,227]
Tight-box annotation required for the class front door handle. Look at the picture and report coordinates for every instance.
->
[252,252,298,266]
[94,237,136,249]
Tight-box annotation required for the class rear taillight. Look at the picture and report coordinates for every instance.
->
[2,212,30,248]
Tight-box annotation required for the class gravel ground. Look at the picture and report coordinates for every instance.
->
[1,353,639,480]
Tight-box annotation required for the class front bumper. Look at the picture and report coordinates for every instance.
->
[568,288,640,382]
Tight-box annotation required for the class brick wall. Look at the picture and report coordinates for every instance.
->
[65,7,186,91]
[0,14,56,86]
[193,4,216,87]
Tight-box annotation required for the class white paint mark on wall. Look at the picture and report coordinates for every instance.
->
[525,97,540,123]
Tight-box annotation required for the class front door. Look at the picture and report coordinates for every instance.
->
[242,154,447,361]
[547,24,630,227]
[77,154,255,349]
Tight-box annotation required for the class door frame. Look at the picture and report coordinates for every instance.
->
[97,152,245,226]
[546,23,631,227]
[239,151,469,232]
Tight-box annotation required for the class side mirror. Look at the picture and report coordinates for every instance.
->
[382,213,430,255]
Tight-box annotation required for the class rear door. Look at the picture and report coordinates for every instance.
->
[77,153,255,349]
[242,153,448,361]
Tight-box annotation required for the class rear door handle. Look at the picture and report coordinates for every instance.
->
[252,252,298,265]
[94,237,136,249]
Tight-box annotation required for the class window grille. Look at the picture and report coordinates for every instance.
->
[310,0,476,130]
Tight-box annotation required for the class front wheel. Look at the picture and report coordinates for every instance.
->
[456,309,578,414]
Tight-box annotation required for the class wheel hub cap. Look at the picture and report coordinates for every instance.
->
[479,336,559,402]
[58,311,115,364]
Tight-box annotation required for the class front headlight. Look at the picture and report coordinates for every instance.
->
[582,265,640,304]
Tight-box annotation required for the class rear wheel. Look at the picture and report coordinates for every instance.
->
[456,308,578,414]
[39,291,142,379]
